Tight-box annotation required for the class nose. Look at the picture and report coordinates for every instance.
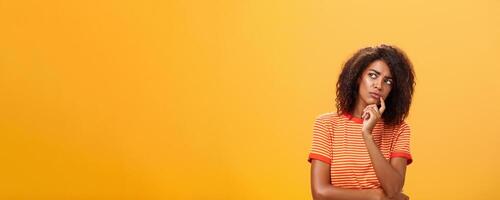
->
[373,79,382,90]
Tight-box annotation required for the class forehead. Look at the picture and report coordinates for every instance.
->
[365,60,392,76]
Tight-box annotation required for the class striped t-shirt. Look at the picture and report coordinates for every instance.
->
[307,112,412,189]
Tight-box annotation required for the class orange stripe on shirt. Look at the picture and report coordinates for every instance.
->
[307,112,413,189]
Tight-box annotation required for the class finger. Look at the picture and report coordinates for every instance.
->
[364,104,378,119]
[363,107,372,117]
[363,105,372,112]
[374,106,382,118]
[363,105,374,114]
[402,193,409,200]
[363,111,370,120]
[366,108,376,120]
[379,97,386,113]
[369,106,380,118]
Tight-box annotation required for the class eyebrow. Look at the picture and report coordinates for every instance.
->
[369,69,392,79]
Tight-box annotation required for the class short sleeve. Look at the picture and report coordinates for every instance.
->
[390,122,413,165]
[307,114,333,165]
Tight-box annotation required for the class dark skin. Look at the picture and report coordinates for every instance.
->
[310,60,410,200]
[310,159,408,200]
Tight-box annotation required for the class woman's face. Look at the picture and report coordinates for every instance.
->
[357,60,393,106]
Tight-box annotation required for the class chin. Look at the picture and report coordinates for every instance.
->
[366,98,379,105]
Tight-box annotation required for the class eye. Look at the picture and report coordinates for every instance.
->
[368,73,377,79]
[385,79,393,85]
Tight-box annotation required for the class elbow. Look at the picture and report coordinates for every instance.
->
[385,191,398,199]
[311,186,327,200]
[311,187,322,200]
[383,184,403,199]
[383,175,404,198]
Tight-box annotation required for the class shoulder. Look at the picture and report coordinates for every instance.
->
[398,121,410,130]
[314,112,338,122]
[313,112,341,128]
[386,120,411,134]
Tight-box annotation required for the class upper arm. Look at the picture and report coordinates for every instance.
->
[390,122,413,165]
[389,122,412,185]
[308,115,334,164]
[310,159,331,198]
[389,157,408,184]
[308,114,334,199]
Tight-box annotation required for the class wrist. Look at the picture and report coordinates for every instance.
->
[362,130,373,137]
[363,133,374,143]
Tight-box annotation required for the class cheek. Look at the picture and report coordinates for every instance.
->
[360,78,371,89]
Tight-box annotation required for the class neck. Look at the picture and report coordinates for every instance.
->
[351,99,366,118]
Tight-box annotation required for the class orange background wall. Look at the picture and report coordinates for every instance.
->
[1,1,499,199]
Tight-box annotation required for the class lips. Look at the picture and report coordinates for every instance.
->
[369,92,380,99]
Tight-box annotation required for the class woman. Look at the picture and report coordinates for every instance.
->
[308,44,415,200]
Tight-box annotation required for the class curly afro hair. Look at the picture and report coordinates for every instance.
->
[335,44,416,125]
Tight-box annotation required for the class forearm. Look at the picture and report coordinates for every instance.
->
[314,185,382,200]
[362,132,403,198]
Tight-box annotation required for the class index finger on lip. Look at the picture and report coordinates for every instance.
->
[379,97,386,112]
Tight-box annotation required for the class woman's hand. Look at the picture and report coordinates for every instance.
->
[362,97,386,135]
[386,192,410,200]
[394,193,410,200]
[372,189,410,200]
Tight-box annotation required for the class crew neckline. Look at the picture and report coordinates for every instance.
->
[342,113,363,124]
